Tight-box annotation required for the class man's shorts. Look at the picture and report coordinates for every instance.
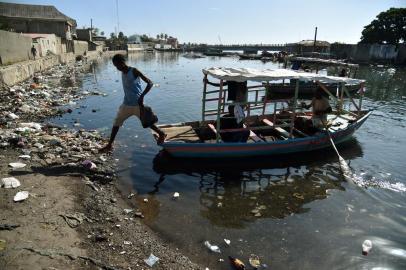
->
[113,104,141,126]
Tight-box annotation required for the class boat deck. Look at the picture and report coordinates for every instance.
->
[157,112,359,144]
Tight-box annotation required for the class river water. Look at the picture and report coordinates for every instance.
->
[53,53,406,269]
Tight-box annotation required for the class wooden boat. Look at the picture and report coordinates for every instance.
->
[155,68,370,158]
[203,48,227,56]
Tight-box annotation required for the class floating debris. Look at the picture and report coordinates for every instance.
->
[248,254,261,268]
[228,256,245,270]
[173,192,180,199]
[204,241,221,253]
[362,240,372,255]
[224,239,231,246]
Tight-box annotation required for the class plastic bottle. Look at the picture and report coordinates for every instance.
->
[228,256,245,270]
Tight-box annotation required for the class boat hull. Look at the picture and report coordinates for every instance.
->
[161,112,371,158]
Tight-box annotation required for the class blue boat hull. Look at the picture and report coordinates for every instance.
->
[161,112,371,158]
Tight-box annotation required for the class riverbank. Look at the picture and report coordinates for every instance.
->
[0,50,127,87]
[0,58,202,269]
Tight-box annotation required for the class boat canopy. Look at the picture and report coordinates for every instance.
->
[202,67,365,85]
[290,57,359,68]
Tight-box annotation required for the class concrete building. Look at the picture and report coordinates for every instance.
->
[166,36,178,49]
[0,2,76,52]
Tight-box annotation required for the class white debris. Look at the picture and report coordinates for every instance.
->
[19,122,42,130]
[204,241,221,253]
[7,113,19,120]
[362,240,373,255]
[14,191,29,202]
[173,192,180,198]
[18,155,31,160]
[123,209,133,214]
[8,162,26,169]
[1,177,21,188]
[224,239,231,246]
[144,254,159,267]
[143,198,149,203]
[123,241,132,245]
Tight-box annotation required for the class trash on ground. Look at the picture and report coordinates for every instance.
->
[224,239,231,246]
[173,192,180,199]
[1,177,21,188]
[134,211,145,218]
[143,198,149,203]
[229,256,246,270]
[18,155,31,160]
[123,208,133,214]
[204,241,221,253]
[249,254,261,268]
[0,239,6,251]
[123,241,132,245]
[82,160,97,170]
[14,191,29,202]
[144,253,160,267]
[362,239,373,255]
[8,162,26,169]
[0,224,20,230]
[60,212,90,228]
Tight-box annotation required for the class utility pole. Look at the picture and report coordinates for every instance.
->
[313,26,318,53]
[90,18,92,30]
[116,0,120,35]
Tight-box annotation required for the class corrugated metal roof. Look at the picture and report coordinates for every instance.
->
[0,2,76,26]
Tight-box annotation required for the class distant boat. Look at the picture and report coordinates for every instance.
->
[183,53,205,59]
[203,48,227,56]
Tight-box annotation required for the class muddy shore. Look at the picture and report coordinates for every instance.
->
[0,57,202,269]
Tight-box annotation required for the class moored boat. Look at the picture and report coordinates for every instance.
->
[155,68,370,158]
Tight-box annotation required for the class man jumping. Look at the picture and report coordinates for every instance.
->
[100,54,166,152]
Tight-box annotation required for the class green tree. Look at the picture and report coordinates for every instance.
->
[100,31,105,36]
[164,33,168,39]
[360,8,406,44]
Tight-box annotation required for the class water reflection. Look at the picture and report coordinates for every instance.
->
[151,140,363,228]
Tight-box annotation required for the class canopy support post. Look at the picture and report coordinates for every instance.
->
[358,82,364,116]
[216,80,224,143]
[290,80,299,138]
[202,74,207,122]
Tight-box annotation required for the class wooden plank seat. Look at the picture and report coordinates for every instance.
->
[208,124,263,142]
[262,119,290,139]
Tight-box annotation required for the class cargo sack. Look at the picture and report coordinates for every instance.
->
[140,105,158,128]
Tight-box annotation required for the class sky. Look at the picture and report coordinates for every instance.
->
[7,0,406,44]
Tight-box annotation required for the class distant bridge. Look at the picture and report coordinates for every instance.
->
[186,44,288,52]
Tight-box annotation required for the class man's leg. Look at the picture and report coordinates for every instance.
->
[100,126,120,152]
[150,124,167,145]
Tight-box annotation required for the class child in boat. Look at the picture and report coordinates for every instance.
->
[100,54,166,152]
[301,87,332,129]
[220,105,249,142]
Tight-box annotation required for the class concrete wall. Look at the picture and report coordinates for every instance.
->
[331,43,406,64]
[0,55,60,86]
[34,35,62,56]
[0,30,32,65]
[73,40,88,55]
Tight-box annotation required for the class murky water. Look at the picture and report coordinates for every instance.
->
[53,53,406,269]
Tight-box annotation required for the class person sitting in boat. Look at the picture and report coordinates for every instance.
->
[301,87,332,129]
[203,78,248,102]
[339,68,347,77]
[219,105,249,142]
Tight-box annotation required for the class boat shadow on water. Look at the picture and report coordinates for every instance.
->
[151,139,364,228]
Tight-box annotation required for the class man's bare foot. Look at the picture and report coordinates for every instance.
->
[154,134,167,145]
[99,144,113,153]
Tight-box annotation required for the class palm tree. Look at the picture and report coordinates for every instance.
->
[164,34,168,40]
